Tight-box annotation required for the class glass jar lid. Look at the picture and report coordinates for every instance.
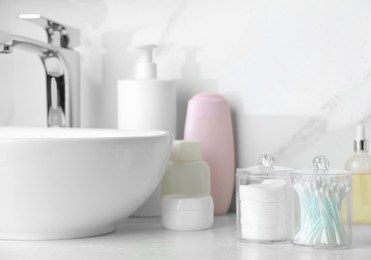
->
[237,153,291,177]
[292,155,351,178]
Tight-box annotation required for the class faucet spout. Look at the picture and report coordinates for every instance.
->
[0,15,80,128]
[0,32,59,56]
[0,33,14,53]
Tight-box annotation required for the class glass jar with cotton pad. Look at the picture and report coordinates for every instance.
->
[291,155,352,249]
[236,153,292,243]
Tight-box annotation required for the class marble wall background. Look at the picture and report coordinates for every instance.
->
[1,0,371,170]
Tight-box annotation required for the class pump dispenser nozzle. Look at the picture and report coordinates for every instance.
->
[355,124,368,152]
[129,44,157,80]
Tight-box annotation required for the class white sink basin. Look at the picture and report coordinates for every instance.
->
[0,127,173,240]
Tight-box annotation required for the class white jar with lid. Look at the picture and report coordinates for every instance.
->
[236,153,292,243]
[162,194,214,230]
[162,140,210,196]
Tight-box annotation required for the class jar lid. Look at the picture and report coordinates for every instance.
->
[237,153,291,177]
[292,155,351,178]
[162,194,214,211]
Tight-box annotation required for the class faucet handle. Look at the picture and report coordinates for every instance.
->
[18,14,80,49]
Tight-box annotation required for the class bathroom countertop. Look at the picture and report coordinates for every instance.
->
[1,213,371,260]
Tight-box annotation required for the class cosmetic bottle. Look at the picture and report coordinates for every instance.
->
[162,140,210,196]
[345,124,371,224]
[184,93,235,215]
[161,140,213,230]
[117,44,176,217]
[291,155,352,249]
[236,153,292,243]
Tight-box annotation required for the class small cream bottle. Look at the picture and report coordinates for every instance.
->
[345,124,371,224]
[162,140,210,196]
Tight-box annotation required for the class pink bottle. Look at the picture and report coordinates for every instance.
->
[184,93,235,215]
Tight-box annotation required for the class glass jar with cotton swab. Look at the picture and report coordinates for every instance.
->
[291,155,352,248]
[236,153,292,243]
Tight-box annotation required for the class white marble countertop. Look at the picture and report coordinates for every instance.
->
[1,213,371,260]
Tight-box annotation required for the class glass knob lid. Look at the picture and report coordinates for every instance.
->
[258,152,274,170]
[312,154,329,174]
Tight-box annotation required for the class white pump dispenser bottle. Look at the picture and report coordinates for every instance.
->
[118,45,176,135]
[117,44,176,217]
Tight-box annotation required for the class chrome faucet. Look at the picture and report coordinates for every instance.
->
[0,14,80,127]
